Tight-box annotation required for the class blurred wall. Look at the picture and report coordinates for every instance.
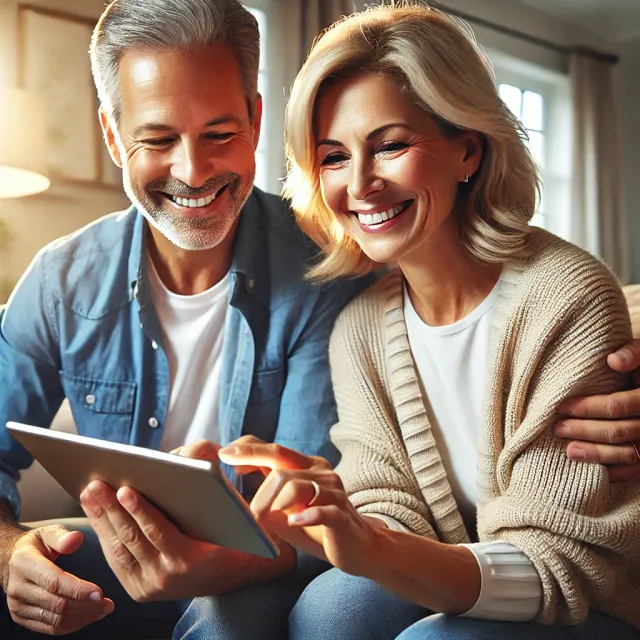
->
[0,0,129,302]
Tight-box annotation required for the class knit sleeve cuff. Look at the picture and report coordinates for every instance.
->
[366,513,411,533]
[460,541,542,621]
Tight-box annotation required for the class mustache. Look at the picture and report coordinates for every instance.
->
[147,174,239,197]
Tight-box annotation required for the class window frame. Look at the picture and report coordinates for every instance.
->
[490,51,572,240]
[244,0,287,195]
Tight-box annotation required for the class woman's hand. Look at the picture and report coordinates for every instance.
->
[218,437,382,576]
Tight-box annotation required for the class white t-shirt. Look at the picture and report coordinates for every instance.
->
[404,281,498,530]
[147,257,229,453]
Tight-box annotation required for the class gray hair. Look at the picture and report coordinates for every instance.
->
[90,0,260,123]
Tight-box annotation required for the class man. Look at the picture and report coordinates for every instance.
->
[0,1,368,637]
[0,0,639,639]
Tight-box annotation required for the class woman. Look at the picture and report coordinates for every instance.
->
[218,4,640,638]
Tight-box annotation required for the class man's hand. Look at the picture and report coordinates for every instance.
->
[1,524,113,635]
[555,339,640,482]
[79,440,295,602]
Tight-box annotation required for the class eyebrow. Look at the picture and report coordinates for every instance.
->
[317,122,410,147]
[131,114,243,138]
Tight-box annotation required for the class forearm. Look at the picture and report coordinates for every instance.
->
[203,537,297,597]
[0,499,28,590]
[361,525,481,614]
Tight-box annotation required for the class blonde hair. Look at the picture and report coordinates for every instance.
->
[283,2,540,281]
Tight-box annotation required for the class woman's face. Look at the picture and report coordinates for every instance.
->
[315,72,481,265]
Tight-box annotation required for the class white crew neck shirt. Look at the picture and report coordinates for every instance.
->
[147,257,229,453]
[403,281,499,529]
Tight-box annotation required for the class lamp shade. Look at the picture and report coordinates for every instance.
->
[0,87,50,198]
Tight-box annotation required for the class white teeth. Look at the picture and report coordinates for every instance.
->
[357,203,408,226]
[170,193,215,208]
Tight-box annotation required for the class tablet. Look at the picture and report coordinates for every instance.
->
[7,422,278,559]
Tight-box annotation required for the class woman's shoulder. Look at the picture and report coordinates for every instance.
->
[508,228,623,304]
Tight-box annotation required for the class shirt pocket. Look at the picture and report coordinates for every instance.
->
[60,373,136,444]
[244,367,286,443]
[247,367,286,405]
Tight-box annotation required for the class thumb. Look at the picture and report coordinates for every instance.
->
[607,339,640,372]
[38,526,83,559]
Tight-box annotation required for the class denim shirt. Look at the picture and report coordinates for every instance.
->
[0,189,371,519]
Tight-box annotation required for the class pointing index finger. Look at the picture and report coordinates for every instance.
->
[218,443,314,471]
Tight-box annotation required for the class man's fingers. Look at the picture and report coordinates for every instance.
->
[609,464,640,482]
[555,419,640,444]
[81,481,152,568]
[607,339,640,372]
[9,597,113,636]
[14,546,103,604]
[37,526,83,559]
[219,442,316,471]
[116,486,182,554]
[557,389,640,419]
[13,581,111,617]
[565,441,640,465]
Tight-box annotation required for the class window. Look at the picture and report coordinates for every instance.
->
[244,1,289,195]
[498,84,546,228]
[246,6,268,191]
[491,54,572,241]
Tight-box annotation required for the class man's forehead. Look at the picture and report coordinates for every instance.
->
[118,45,247,124]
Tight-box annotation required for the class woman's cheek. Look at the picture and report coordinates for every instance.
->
[319,172,344,215]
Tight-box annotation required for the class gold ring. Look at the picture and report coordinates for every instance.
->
[630,441,640,464]
[308,480,321,507]
[39,608,45,623]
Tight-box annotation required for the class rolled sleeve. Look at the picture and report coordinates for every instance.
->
[460,541,542,621]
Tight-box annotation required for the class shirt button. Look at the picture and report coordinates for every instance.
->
[148,417,159,428]
[85,394,96,405]
[151,340,158,350]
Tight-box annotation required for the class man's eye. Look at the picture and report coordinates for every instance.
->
[143,138,174,147]
[320,153,348,166]
[378,142,408,154]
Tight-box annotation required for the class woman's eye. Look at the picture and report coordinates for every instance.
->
[378,142,408,153]
[321,153,348,166]
[204,133,234,141]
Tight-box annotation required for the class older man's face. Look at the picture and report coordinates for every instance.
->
[103,44,261,251]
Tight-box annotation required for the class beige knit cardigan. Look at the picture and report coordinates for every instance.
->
[330,229,640,628]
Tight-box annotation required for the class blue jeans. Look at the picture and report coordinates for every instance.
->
[0,518,184,639]
[177,567,427,640]
[174,553,331,640]
[396,612,640,639]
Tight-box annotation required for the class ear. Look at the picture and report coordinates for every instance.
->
[251,94,263,153]
[99,107,123,169]
[460,131,483,182]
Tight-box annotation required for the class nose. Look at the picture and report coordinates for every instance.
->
[171,139,214,188]
[347,157,385,202]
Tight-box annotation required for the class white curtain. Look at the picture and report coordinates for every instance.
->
[570,51,629,282]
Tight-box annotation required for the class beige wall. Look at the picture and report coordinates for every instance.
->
[0,0,129,302]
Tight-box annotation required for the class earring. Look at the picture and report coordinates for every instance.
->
[464,172,469,183]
